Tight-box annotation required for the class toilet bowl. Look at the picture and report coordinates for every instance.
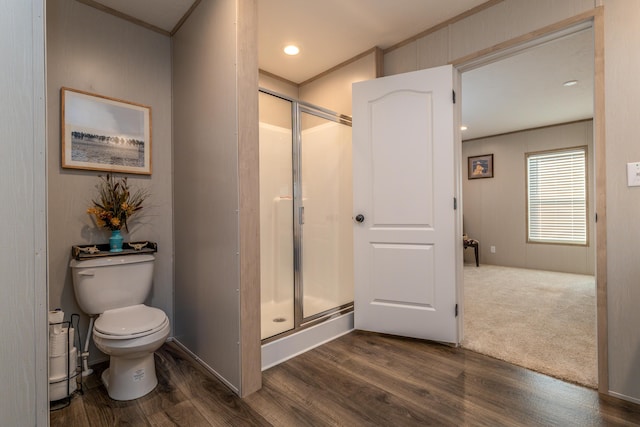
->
[70,254,170,401]
[93,304,170,401]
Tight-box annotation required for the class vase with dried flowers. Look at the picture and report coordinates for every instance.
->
[87,174,149,252]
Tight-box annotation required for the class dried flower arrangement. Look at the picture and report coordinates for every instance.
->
[87,174,148,232]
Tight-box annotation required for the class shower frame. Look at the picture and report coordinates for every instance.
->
[259,88,354,344]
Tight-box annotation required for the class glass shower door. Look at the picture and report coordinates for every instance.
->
[259,92,294,339]
[259,89,354,341]
[299,110,354,320]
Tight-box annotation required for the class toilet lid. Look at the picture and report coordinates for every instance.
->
[95,304,166,336]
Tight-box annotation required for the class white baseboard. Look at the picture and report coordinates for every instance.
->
[608,390,640,405]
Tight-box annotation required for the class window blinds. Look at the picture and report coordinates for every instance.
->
[527,147,587,245]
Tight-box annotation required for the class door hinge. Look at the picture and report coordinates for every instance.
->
[452,90,456,104]
[453,197,457,210]
[455,303,458,317]
[595,212,598,223]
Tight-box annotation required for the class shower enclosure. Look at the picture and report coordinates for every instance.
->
[259,89,353,342]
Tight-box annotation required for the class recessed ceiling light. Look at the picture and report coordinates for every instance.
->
[283,45,300,56]
[460,125,468,131]
[563,80,578,87]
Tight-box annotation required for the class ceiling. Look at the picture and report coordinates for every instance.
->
[462,27,593,140]
[85,0,594,140]
[256,0,489,84]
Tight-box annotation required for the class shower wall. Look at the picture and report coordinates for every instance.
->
[259,121,294,339]
[259,123,294,306]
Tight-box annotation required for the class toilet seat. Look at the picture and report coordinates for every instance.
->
[94,304,168,340]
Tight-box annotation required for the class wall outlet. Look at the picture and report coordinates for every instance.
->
[628,162,640,187]
[490,246,496,253]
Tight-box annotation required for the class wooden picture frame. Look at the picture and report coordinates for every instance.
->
[468,154,493,179]
[61,87,152,175]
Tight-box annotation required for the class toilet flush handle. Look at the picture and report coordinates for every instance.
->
[78,271,95,276]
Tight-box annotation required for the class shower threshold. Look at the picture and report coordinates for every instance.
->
[261,311,354,370]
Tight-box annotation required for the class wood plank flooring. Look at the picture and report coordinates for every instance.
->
[50,331,640,426]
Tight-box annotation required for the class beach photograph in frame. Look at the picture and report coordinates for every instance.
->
[61,87,152,175]
[468,154,494,179]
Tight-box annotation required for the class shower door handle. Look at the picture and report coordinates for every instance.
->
[299,206,304,225]
[355,214,365,223]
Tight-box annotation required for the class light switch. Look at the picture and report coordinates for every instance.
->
[628,162,640,187]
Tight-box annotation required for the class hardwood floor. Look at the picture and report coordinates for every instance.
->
[51,331,640,426]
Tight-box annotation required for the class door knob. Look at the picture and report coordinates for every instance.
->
[355,214,365,223]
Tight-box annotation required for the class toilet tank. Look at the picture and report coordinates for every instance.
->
[69,254,155,315]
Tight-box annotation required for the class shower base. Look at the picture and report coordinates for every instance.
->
[261,296,350,340]
[261,311,353,370]
[261,300,294,340]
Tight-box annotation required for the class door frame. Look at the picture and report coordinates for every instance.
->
[450,7,607,392]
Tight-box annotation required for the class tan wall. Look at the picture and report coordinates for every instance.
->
[173,0,260,395]
[46,0,174,364]
[384,0,596,75]
[462,121,595,275]
[258,89,294,129]
[603,0,640,402]
[259,71,299,99]
[260,50,378,117]
[300,51,379,116]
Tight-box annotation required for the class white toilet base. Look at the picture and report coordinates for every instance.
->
[102,352,158,401]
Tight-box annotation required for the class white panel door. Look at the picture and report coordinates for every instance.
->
[352,65,459,344]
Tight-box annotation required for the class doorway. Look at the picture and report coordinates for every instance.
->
[457,24,598,387]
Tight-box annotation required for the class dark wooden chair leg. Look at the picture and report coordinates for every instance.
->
[463,240,480,267]
[474,244,479,267]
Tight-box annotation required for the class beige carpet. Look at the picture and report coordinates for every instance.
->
[461,264,597,388]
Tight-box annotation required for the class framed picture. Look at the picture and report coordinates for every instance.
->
[468,154,494,179]
[61,87,152,175]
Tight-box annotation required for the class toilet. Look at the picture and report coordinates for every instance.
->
[69,254,170,401]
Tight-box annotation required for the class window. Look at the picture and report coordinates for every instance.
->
[526,147,587,245]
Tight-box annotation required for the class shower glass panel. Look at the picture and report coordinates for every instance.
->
[259,88,353,342]
[259,92,294,339]
[300,111,354,320]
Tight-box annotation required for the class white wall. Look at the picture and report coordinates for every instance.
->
[0,0,48,424]
[462,121,595,274]
[46,0,174,364]
[259,123,294,306]
[258,122,294,339]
